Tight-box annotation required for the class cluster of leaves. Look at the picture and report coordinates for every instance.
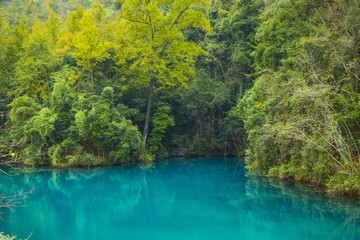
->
[233,0,360,196]
[8,79,143,166]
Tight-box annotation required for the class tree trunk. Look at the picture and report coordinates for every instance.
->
[143,76,155,146]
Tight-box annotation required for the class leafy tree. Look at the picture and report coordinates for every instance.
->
[70,10,110,87]
[235,0,360,196]
[15,21,55,102]
[174,0,260,156]
[50,67,77,142]
[115,0,211,146]
[0,20,28,96]
[66,7,84,34]
[27,107,57,142]
[8,96,40,126]
[46,9,59,44]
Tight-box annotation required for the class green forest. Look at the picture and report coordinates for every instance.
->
[1,0,360,197]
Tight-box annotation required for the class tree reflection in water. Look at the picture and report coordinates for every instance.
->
[0,158,359,240]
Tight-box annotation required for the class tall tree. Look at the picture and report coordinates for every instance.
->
[15,21,54,102]
[71,10,109,87]
[115,0,211,146]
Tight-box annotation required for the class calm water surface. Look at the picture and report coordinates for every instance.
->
[0,158,360,240]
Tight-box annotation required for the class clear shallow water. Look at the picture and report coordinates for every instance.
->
[0,158,360,240]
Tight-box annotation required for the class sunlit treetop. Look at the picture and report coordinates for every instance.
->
[114,0,212,90]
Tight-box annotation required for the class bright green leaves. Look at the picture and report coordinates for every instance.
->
[75,110,87,138]
[105,120,142,163]
[9,96,40,124]
[71,11,110,86]
[0,9,61,102]
[101,86,114,104]
[51,73,76,112]
[73,11,108,67]
[29,108,57,142]
[71,96,142,165]
[58,5,111,88]
[48,144,62,166]
[87,103,111,141]
[116,0,211,89]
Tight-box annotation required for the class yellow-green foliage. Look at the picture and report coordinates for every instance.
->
[115,0,211,89]
[1,0,219,165]
[71,11,109,76]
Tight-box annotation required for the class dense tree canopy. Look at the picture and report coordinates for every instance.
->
[232,0,360,196]
[1,0,360,196]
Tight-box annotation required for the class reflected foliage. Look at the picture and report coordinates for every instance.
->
[0,159,359,239]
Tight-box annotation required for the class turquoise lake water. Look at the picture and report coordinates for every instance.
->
[0,158,360,240]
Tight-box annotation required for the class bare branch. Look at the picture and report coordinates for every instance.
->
[0,186,35,213]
